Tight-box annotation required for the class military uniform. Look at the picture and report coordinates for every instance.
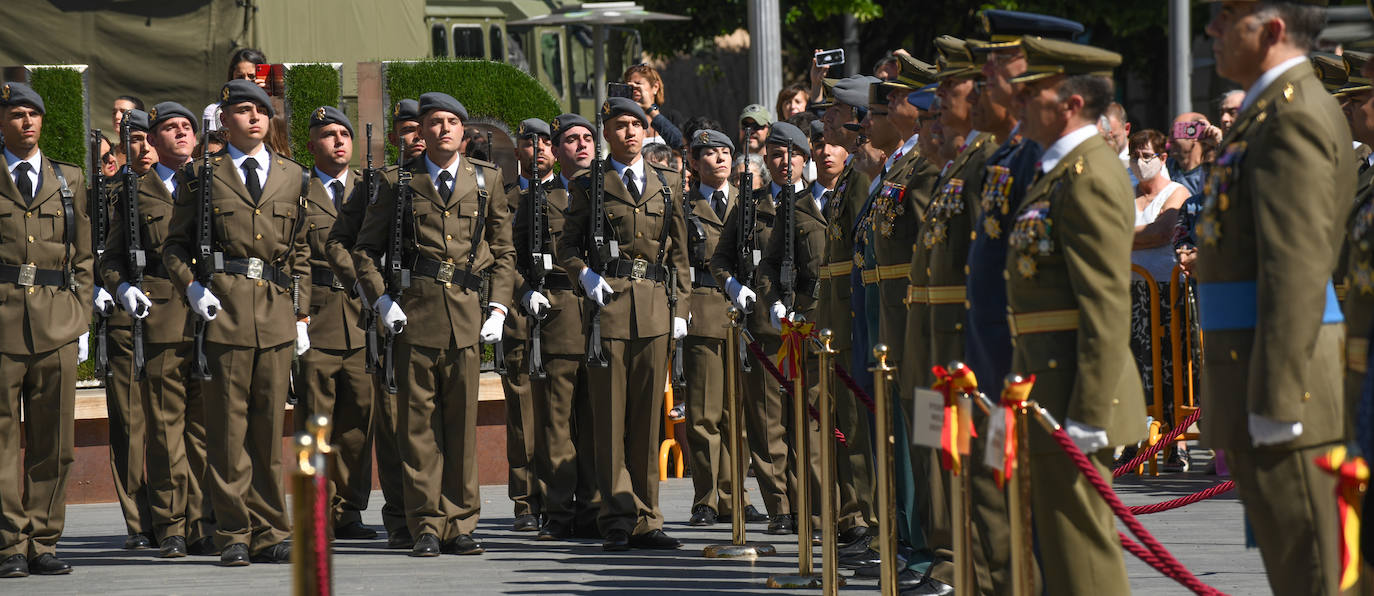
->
[502,175,540,529]
[1336,57,1374,443]
[0,85,91,572]
[1004,38,1141,595]
[297,158,376,535]
[352,94,515,552]
[1196,54,1352,596]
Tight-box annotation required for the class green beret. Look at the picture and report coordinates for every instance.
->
[816,75,880,109]
[690,128,734,153]
[1009,36,1122,84]
[551,113,594,142]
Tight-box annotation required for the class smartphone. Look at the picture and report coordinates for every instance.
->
[255,64,271,86]
[815,49,845,67]
[1172,120,1206,140]
[607,82,635,99]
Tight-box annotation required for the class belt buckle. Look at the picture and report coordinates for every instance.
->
[16,263,35,287]
[631,258,648,280]
[436,261,455,284]
[246,257,264,280]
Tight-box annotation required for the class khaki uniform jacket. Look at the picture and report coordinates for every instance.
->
[1333,164,1374,304]
[1005,134,1144,453]
[684,185,735,341]
[164,149,309,349]
[886,153,940,390]
[759,188,826,320]
[556,160,690,340]
[324,166,389,307]
[100,169,193,344]
[710,187,780,340]
[302,171,363,351]
[0,152,92,353]
[925,134,997,368]
[1196,64,1354,450]
[514,178,584,355]
[818,164,871,351]
[502,180,529,343]
[352,156,516,351]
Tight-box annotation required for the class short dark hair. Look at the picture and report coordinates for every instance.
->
[1127,129,1167,155]
[1255,1,1326,52]
[683,116,723,148]
[115,95,144,111]
[1058,75,1114,123]
[642,142,674,167]
[787,111,818,132]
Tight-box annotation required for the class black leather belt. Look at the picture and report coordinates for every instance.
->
[413,257,482,291]
[142,256,169,279]
[0,263,66,287]
[537,273,574,291]
[604,257,668,282]
[311,265,345,289]
[220,257,290,288]
[692,267,718,289]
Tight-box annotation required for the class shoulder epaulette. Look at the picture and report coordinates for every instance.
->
[272,153,306,171]
[466,156,498,170]
[47,158,78,169]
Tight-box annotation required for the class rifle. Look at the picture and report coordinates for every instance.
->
[526,131,550,380]
[778,147,797,314]
[383,139,414,394]
[88,129,113,380]
[670,139,693,392]
[735,163,755,372]
[289,274,302,405]
[669,264,685,392]
[361,123,380,374]
[190,120,220,381]
[119,114,147,382]
[584,108,610,368]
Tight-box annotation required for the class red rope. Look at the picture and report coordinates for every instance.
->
[1047,426,1226,595]
[1113,407,1204,478]
[831,362,878,414]
[1128,481,1235,515]
[744,339,848,446]
[312,473,331,593]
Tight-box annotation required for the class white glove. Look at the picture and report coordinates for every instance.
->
[579,268,614,307]
[673,317,687,340]
[522,290,551,318]
[374,294,407,334]
[769,301,788,331]
[93,286,115,316]
[186,281,221,322]
[726,277,757,313]
[77,332,89,363]
[295,320,310,356]
[1064,418,1110,454]
[480,309,506,344]
[1248,413,1303,447]
[116,283,151,319]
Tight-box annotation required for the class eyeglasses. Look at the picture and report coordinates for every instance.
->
[1131,152,1159,160]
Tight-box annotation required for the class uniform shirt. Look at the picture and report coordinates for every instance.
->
[5,147,41,196]
[698,182,730,214]
[811,181,834,210]
[1241,55,1308,113]
[423,153,461,196]
[226,142,271,187]
[518,174,556,192]
[314,167,349,207]
[155,162,179,194]
[1040,124,1101,174]
[770,180,813,211]
[609,156,646,193]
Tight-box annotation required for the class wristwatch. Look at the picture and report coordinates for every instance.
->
[648,103,660,114]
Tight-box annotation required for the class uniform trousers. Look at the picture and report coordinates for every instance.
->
[298,346,375,527]
[684,335,752,515]
[397,341,481,540]
[140,340,198,541]
[832,346,876,532]
[372,372,407,538]
[1228,443,1339,596]
[590,335,669,535]
[532,355,599,530]
[0,342,76,558]
[741,334,793,516]
[106,327,153,538]
[500,340,540,519]
[1030,449,1129,596]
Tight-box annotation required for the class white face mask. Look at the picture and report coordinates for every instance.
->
[1130,155,1163,181]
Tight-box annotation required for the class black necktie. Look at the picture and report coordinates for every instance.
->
[437,171,454,202]
[624,170,641,201]
[712,190,726,219]
[14,162,33,205]
[330,181,345,206]
[822,190,833,212]
[242,157,262,201]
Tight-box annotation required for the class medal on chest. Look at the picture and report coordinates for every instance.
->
[921,179,966,249]
[876,180,907,238]
[1009,200,1052,278]
[980,166,1012,239]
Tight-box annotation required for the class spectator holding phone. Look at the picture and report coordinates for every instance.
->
[622,64,683,149]
[204,48,267,131]
[1166,113,1221,197]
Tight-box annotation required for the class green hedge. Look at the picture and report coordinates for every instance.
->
[27,66,87,166]
[383,60,560,164]
[283,64,343,170]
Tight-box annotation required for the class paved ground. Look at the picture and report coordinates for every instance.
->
[16,456,1262,595]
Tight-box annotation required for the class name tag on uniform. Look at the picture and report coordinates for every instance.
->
[910,388,945,449]
[984,413,1008,473]
[610,240,620,258]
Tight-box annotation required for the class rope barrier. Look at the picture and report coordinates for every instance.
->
[1128,481,1235,515]
[1113,407,1204,478]
[1047,424,1227,595]
[831,362,878,414]
[743,338,848,446]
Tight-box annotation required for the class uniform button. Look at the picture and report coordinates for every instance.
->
[443,210,450,217]
[445,282,453,288]
[24,211,31,218]
[26,235,33,243]
[963,300,970,309]
[214,207,221,214]
[256,280,265,287]
[445,234,452,240]
[634,207,640,213]
[926,267,932,276]
[472,210,478,216]
[954,322,962,331]
[309,223,316,229]
[1002,270,1010,280]
[1229,350,1238,361]
[970,231,977,240]
[1047,359,1058,369]
[1303,392,1311,402]
[255,233,262,240]
[1112,398,1119,405]
[27,287,34,294]
[963,265,970,275]
[254,208,261,215]
[636,232,643,238]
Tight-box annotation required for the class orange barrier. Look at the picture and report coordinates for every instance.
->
[659,377,685,481]
[1128,264,1204,476]
[1131,265,1166,476]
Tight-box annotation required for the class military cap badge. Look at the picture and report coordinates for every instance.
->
[393,102,401,117]
[601,102,611,115]
[315,107,327,121]
[2,84,8,101]
[518,122,528,136]
[149,107,158,120]
[222,86,230,101]
[697,131,710,145]
[552,117,562,130]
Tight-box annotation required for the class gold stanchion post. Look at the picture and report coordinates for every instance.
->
[949,362,975,592]
[1005,374,1036,596]
[817,330,845,594]
[705,308,777,559]
[872,345,898,596]
[292,429,332,596]
[769,325,819,589]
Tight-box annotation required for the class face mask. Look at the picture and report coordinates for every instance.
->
[1130,156,1162,181]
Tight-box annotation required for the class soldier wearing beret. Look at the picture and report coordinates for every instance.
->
[101,101,211,559]
[163,79,309,566]
[557,97,689,550]
[326,98,424,549]
[351,91,515,557]
[98,107,157,553]
[1004,36,1141,594]
[295,105,378,541]
[1198,2,1352,593]
[0,81,91,578]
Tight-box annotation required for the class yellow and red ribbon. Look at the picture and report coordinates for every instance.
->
[1315,446,1369,591]
[995,375,1036,489]
[931,363,979,475]
[775,320,816,381]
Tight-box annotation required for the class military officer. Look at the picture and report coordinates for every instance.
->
[164,79,309,566]
[325,98,423,549]
[1003,37,1141,595]
[1198,3,1352,594]
[0,82,91,578]
[813,75,877,547]
[352,92,515,557]
[1342,54,1374,444]
[100,108,156,552]
[557,97,689,551]
[295,106,377,540]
